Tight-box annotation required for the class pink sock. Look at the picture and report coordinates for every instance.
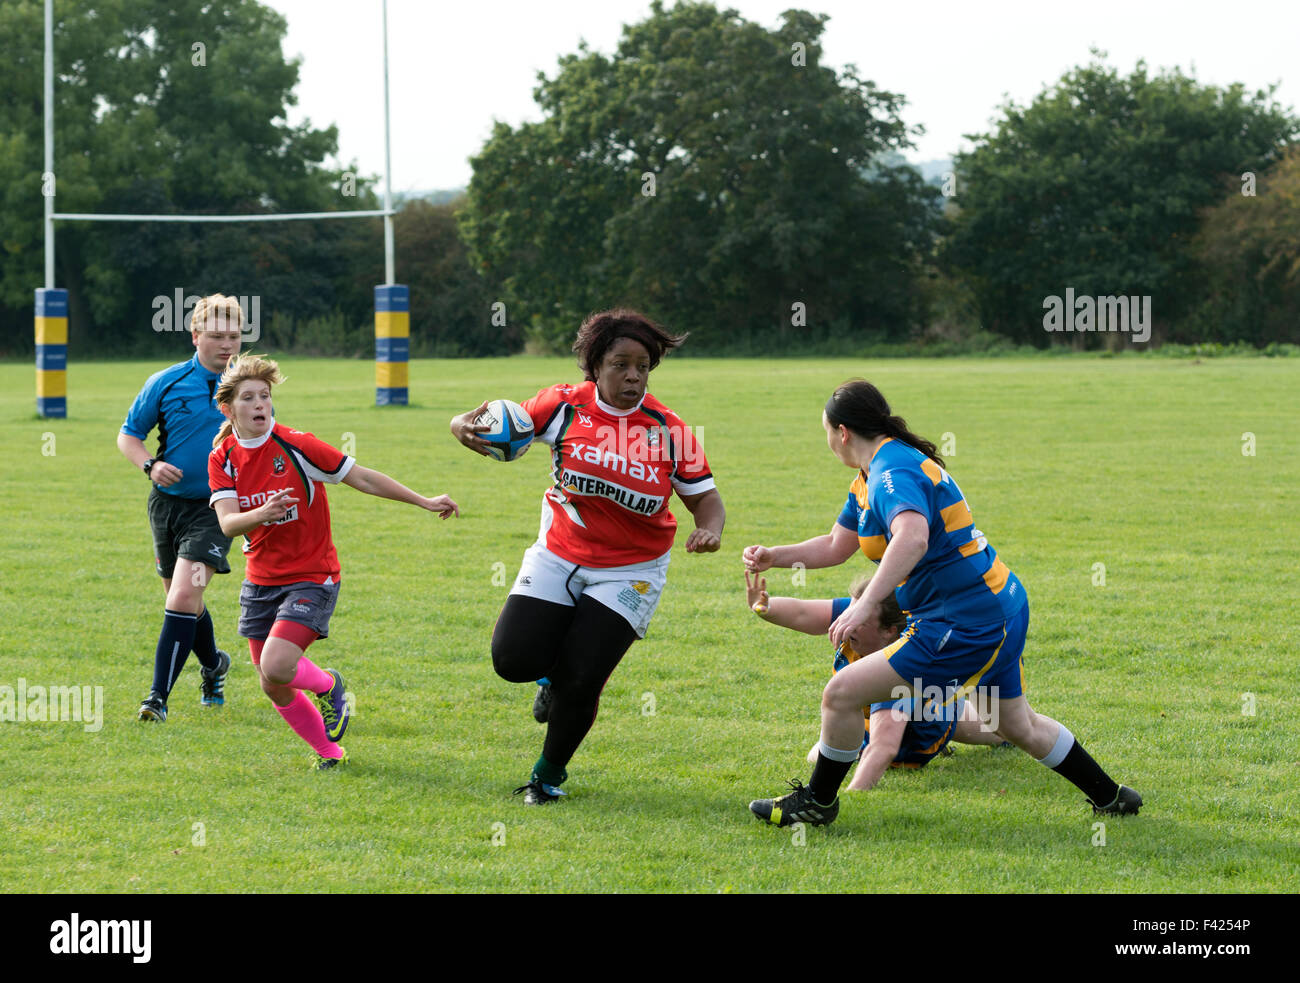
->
[275,690,342,757]
[289,657,334,695]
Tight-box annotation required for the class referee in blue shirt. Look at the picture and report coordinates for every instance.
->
[117,295,244,721]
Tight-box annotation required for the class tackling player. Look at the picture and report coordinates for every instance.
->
[209,354,459,769]
[745,571,1009,791]
[745,378,1140,826]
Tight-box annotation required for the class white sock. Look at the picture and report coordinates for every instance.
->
[817,740,861,763]
[1035,723,1074,769]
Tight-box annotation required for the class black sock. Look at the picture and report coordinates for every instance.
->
[151,609,198,699]
[1052,740,1120,805]
[808,750,855,805]
[191,607,220,671]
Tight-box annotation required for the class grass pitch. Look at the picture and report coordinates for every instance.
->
[1,354,1296,893]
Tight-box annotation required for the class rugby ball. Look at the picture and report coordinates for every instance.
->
[475,398,534,462]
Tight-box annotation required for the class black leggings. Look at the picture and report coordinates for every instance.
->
[492,594,638,770]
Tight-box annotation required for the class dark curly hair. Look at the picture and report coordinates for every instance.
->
[572,309,687,381]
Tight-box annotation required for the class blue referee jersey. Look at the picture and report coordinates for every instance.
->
[121,355,226,500]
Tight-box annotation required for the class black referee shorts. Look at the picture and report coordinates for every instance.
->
[147,486,233,579]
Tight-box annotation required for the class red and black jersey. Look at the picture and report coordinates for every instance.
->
[522,382,715,567]
[208,422,355,585]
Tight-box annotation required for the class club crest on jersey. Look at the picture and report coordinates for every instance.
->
[630,581,651,595]
[576,412,593,428]
[272,455,286,475]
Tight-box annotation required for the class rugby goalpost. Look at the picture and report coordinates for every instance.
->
[36,0,409,417]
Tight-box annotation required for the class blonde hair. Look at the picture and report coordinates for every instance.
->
[213,354,285,446]
[190,293,244,334]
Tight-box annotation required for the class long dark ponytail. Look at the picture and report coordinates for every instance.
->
[824,379,945,470]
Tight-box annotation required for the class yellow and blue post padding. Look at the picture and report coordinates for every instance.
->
[375,285,409,406]
[35,288,68,418]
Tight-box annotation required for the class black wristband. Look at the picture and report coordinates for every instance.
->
[142,458,157,476]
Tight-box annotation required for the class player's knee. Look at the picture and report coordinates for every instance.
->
[166,566,208,607]
[490,637,547,684]
[821,674,859,714]
[260,657,295,687]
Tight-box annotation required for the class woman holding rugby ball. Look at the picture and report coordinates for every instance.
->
[450,309,725,805]
[209,354,459,769]
[743,378,1140,826]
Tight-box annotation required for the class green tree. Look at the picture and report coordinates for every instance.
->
[0,0,372,353]
[347,198,507,356]
[943,52,1298,346]
[398,199,507,356]
[1186,145,1300,345]
[459,0,940,351]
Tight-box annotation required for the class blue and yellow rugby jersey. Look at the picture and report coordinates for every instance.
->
[836,476,887,560]
[853,438,1025,625]
[828,597,957,765]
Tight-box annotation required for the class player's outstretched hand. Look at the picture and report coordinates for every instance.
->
[424,494,460,518]
[685,528,721,553]
[257,488,300,524]
[744,570,769,613]
[449,401,493,456]
[742,544,772,572]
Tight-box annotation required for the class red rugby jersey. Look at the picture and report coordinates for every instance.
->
[522,382,715,567]
[208,422,356,585]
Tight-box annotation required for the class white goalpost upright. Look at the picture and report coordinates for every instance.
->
[36,0,408,418]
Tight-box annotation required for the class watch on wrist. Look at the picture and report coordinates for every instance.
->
[142,458,157,477]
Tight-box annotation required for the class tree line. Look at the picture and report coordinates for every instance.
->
[1,0,1296,358]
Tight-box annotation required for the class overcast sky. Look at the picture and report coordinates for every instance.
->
[264,0,1299,193]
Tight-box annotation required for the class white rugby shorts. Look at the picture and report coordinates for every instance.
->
[508,542,671,638]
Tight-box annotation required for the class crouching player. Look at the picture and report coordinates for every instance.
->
[208,354,459,769]
[745,571,1008,790]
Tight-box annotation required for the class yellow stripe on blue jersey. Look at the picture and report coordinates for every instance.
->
[953,623,1008,704]
[860,438,1025,624]
[940,499,973,533]
[839,472,887,561]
